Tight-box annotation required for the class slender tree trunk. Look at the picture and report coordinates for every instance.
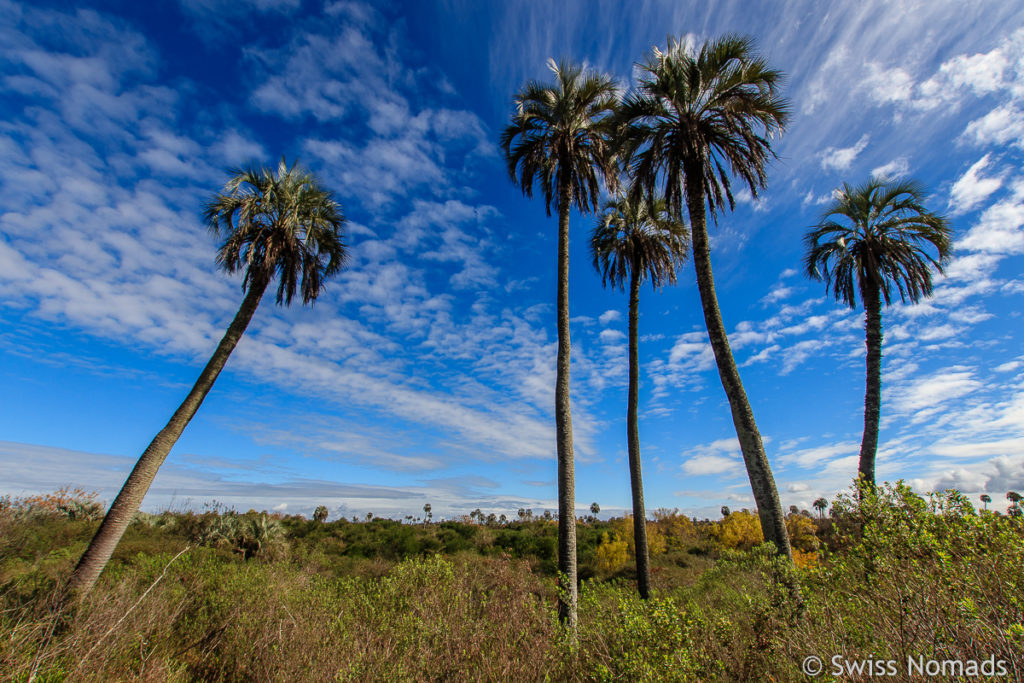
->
[683,164,792,559]
[67,281,268,595]
[554,167,578,635]
[627,263,651,599]
[859,279,882,490]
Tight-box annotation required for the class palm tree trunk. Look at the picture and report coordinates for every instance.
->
[627,263,651,599]
[859,279,882,490]
[554,167,578,634]
[67,280,268,595]
[683,164,792,559]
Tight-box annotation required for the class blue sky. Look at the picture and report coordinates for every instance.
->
[1,0,1023,520]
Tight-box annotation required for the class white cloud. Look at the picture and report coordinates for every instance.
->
[931,47,1012,96]
[681,454,740,476]
[820,134,870,172]
[681,437,744,476]
[598,309,621,325]
[871,156,909,180]
[949,155,1005,214]
[863,63,915,104]
[864,28,1024,115]
[780,339,829,375]
[995,360,1022,373]
[918,323,960,341]
[963,104,1024,149]
[956,182,1024,254]
[778,441,860,470]
[760,284,793,305]
[742,344,780,366]
[598,328,625,344]
[891,367,982,417]
[209,130,267,166]
[802,190,832,207]
[910,454,1024,497]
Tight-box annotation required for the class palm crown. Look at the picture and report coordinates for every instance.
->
[804,178,952,308]
[591,195,688,291]
[618,35,788,219]
[204,158,348,306]
[500,58,620,215]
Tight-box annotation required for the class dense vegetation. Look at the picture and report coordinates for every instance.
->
[3,486,1022,681]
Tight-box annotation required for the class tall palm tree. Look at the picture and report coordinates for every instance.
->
[1008,491,1022,517]
[813,497,828,520]
[805,178,951,489]
[68,159,347,595]
[591,194,687,599]
[980,494,991,511]
[618,35,793,558]
[500,58,619,633]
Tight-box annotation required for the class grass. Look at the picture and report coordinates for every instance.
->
[1,484,1022,681]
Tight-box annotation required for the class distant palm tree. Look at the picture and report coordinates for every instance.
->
[813,497,828,520]
[980,494,991,511]
[805,178,951,489]
[590,502,601,516]
[1009,492,1022,517]
[68,159,347,595]
[591,194,686,599]
[721,506,731,519]
[423,503,432,523]
[501,58,619,633]
[618,35,793,559]
[313,505,329,523]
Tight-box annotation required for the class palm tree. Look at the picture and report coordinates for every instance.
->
[813,497,828,520]
[501,58,619,632]
[805,178,951,489]
[68,159,347,595]
[980,494,991,511]
[591,194,687,599]
[618,35,793,558]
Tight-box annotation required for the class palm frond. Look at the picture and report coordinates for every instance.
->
[203,159,348,305]
[618,34,789,223]
[590,193,689,292]
[501,59,621,217]
[804,177,951,309]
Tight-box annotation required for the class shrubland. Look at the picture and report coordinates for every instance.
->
[1,484,1021,681]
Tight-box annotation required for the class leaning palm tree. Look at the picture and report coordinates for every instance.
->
[68,159,347,595]
[591,194,687,599]
[618,35,793,558]
[805,178,951,489]
[500,58,619,633]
